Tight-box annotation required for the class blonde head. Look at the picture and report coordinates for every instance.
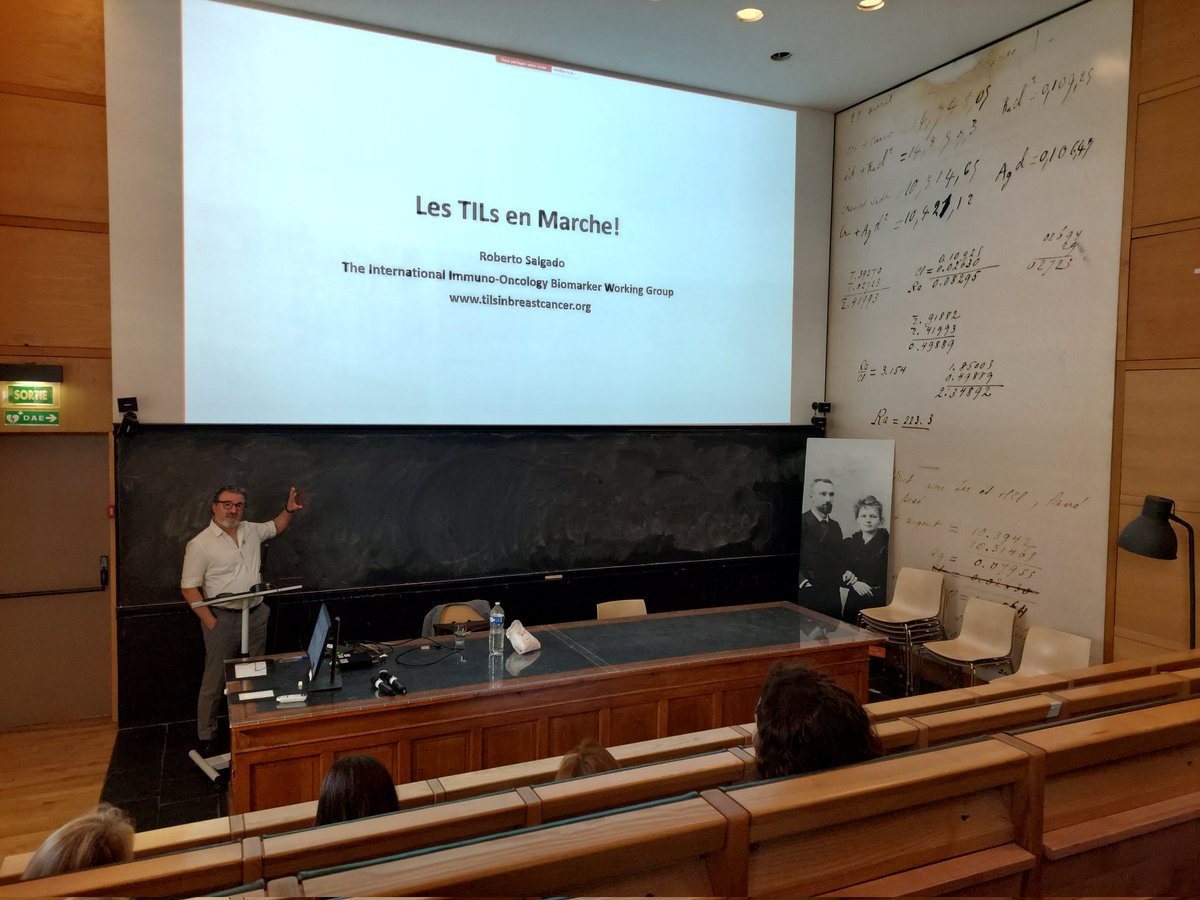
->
[23,804,134,880]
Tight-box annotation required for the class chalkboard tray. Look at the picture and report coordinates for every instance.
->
[115,424,814,608]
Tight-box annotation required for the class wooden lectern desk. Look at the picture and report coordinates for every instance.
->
[225,602,881,812]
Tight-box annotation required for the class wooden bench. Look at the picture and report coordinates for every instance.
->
[274,793,740,897]
[0,748,753,896]
[270,736,1041,897]
[864,657,1166,724]
[249,747,750,882]
[1002,694,1200,896]
[10,660,1200,894]
[721,736,1039,896]
[0,841,253,898]
[0,722,751,885]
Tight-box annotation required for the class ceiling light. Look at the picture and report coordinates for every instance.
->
[857,0,885,10]
[736,8,764,23]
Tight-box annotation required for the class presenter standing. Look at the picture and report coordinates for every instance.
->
[181,484,303,754]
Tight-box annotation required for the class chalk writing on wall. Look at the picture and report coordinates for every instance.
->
[828,0,1132,653]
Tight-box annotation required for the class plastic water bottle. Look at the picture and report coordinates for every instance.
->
[489,601,505,656]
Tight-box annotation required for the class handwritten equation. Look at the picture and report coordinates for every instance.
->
[894,469,1092,515]
[908,310,959,353]
[908,244,1000,291]
[900,159,980,203]
[1028,224,1087,275]
[829,0,1131,641]
[857,360,908,382]
[838,266,889,310]
[871,408,934,431]
[995,137,1094,190]
[935,359,1003,400]
[1000,65,1094,115]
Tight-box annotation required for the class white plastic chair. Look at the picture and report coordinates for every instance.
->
[996,625,1092,680]
[858,567,945,694]
[918,596,1016,686]
[596,598,647,619]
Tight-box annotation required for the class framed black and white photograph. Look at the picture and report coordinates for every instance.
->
[799,438,895,624]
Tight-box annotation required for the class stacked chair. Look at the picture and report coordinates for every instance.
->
[917,595,1017,686]
[858,567,946,694]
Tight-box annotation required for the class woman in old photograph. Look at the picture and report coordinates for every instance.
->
[841,495,889,623]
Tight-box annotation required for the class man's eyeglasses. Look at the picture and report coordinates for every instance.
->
[216,500,245,510]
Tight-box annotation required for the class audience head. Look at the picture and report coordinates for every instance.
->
[23,803,134,880]
[314,754,399,827]
[753,662,881,780]
[555,738,620,780]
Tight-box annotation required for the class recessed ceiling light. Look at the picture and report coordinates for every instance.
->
[736,8,765,23]
[770,51,793,62]
[857,0,885,10]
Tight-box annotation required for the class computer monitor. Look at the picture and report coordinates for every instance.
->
[304,603,341,692]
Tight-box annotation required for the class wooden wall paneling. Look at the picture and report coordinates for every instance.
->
[108,433,117,721]
[0,0,104,98]
[0,354,112,432]
[0,434,108,595]
[0,94,107,223]
[411,732,470,782]
[0,0,115,729]
[250,756,320,812]
[1119,368,1200,500]
[0,226,109,349]
[1136,0,1200,97]
[1110,1,1200,660]
[1131,86,1200,229]
[480,719,540,770]
[1126,227,1200,359]
[546,709,601,755]
[721,685,760,725]
[1113,366,1200,657]
[0,592,112,729]
[607,700,658,746]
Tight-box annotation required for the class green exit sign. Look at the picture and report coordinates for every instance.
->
[3,409,60,426]
[7,384,54,405]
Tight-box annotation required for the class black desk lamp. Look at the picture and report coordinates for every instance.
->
[1117,496,1196,650]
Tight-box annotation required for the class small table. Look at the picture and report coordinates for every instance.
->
[225,602,882,812]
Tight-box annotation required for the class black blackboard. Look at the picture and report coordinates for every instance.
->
[115,425,814,608]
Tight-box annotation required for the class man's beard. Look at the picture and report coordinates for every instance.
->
[816,501,833,516]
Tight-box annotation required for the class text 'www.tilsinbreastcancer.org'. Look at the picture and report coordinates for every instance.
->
[449,293,592,314]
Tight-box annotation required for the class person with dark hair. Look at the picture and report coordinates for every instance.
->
[181,483,305,755]
[841,494,890,623]
[555,738,620,780]
[752,662,881,781]
[314,755,400,826]
[798,477,844,619]
[22,803,134,881]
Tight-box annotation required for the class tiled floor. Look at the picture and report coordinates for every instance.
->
[100,719,228,832]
